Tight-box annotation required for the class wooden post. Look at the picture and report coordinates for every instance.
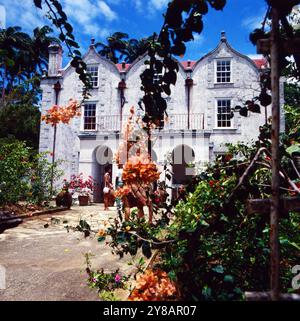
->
[270,7,280,301]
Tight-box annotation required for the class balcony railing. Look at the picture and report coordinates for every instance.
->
[97,113,205,132]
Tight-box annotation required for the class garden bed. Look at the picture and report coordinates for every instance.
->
[0,205,70,233]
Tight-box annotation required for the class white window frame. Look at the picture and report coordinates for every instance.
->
[86,65,99,88]
[215,59,232,84]
[215,99,234,129]
[153,71,163,84]
[81,102,98,132]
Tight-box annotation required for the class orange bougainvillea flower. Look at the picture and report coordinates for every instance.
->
[97,229,106,237]
[115,186,132,198]
[42,99,81,126]
[122,154,160,185]
[128,269,178,301]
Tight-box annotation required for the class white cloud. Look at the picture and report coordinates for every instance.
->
[247,54,264,60]
[150,0,169,11]
[0,5,5,28]
[132,0,143,11]
[98,1,118,21]
[63,0,99,24]
[242,14,264,30]
[83,24,111,39]
[0,0,47,32]
[193,34,204,45]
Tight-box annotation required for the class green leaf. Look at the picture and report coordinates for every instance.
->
[142,241,152,259]
[240,107,248,117]
[212,265,224,274]
[66,39,80,48]
[64,22,73,34]
[288,241,300,250]
[98,236,106,242]
[286,144,300,156]
[73,50,82,57]
[34,0,42,9]
[168,270,177,281]
[202,286,212,298]
[224,275,234,283]
[163,70,177,85]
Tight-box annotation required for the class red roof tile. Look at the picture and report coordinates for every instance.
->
[114,59,267,73]
[253,58,268,69]
[181,61,196,70]
[116,63,131,72]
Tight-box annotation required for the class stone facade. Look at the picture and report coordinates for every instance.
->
[39,32,285,202]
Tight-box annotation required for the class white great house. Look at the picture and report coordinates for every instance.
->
[39,32,285,202]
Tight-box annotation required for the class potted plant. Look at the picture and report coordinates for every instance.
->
[56,181,72,209]
[68,174,96,206]
[78,189,90,206]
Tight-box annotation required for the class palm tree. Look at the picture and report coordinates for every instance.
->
[30,26,59,74]
[124,37,152,63]
[0,26,59,100]
[0,26,31,99]
[95,32,129,64]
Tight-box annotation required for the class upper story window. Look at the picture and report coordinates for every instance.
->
[83,103,97,131]
[216,60,231,83]
[216,99,232,128]
[153,70,163,84]
[87,65,99,87]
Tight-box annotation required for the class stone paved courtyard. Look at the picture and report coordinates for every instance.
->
[0,205,135,301]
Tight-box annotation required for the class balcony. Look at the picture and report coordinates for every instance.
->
[96,113,205,132]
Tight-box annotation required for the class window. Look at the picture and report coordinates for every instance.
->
[217,99,232,128]
[216,60,231,83]
[153,71,163,84]
[84,103,97,130]
[87,65,99,87]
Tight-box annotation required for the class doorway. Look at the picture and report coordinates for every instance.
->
[92,146,113,203]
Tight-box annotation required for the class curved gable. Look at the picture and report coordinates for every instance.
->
[126,52,187,77]
[62,45,120,77]
[193,32,259,73]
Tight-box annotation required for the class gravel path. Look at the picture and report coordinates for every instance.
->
[0,205,133,301]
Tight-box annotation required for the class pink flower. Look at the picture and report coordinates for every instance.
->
[115,274,121,283]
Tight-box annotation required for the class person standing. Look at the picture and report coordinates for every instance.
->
[103,168,113,211]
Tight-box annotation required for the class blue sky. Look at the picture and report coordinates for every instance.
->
[0,0,268,63]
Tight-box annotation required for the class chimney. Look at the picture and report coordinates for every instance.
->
[90,38,95,48]
[48,43,63,77]
[221,31,226,41]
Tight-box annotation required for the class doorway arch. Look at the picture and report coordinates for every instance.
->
[92,145,113,203]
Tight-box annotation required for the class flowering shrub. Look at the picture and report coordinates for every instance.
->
[122,155,160,185]
[41,99,81,126]
[128,269,178,301]
[0,139,32,205]
[114,186,131,199]
[68,174,95,196]
[95,125,300,301]
[0,139,63,206]
[27,152,64,204]
[85,253,128,300]
[114,107,160,205]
